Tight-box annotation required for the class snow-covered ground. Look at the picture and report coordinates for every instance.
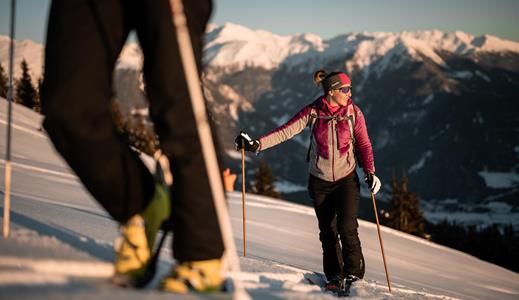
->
[1,99,519,299]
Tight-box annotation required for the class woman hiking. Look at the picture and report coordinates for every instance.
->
[235,69,381,291]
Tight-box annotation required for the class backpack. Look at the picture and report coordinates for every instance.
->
[306,103,358,164]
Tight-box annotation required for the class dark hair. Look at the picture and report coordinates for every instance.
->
[313,69,344,92]
[313,69,327,86]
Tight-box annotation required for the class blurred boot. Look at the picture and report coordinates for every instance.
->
[112,184,170,286]
[161,259,223,293]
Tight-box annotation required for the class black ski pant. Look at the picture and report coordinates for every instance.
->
[41,0,224,262]
[308,172,365,280]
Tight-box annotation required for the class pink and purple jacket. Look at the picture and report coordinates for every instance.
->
[258,96,375,182]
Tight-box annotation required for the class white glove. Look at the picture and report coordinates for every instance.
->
[364,173,381,194]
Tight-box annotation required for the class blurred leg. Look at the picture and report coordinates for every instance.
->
[134,0,224,261]
[41,0,154,222]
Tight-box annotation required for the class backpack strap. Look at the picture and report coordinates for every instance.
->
[346,104,356,146]
[306,107,317,162]
[346,103,361,168]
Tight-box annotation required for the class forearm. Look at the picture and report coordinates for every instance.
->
[259,107,311,151]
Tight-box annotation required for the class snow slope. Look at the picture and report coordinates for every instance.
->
[1,98,519,299]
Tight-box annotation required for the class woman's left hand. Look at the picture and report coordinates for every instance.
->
[364,173,381,194]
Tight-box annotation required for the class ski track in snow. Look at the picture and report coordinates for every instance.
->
[0,159,77,181]
[0,257,113,284]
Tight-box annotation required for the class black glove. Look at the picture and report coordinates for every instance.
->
[235,131,260,152]
[364,173,381,194]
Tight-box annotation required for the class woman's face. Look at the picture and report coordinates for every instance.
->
[329,85,352,106]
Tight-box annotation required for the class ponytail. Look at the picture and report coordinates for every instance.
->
[313,69,327,87]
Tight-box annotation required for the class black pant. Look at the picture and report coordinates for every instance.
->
[309,172,365,280]
[41,0,223,262]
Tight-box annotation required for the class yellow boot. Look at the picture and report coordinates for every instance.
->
[161,259,223,293]
[112,214,150,285]
[112,184,171,286]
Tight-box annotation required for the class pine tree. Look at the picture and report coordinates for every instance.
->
[15,59,38,109]
[34,75,43,112]
[251,160,280,198]
[0,62,8,99]
[386,171,426,237]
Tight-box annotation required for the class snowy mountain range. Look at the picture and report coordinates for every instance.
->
[1,23,518,227]
[203,23,519,72]
[1,97,519,299]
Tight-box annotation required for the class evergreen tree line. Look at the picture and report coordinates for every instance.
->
[426,220,519,273]
[1,60,158,155]
[0,60,42,112]
[381,171,519,273]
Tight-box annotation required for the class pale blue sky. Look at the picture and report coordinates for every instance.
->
[1,0,518,44]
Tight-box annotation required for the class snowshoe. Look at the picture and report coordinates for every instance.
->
[324,276,342,294]
[336,275,359,297]
[307,273,358,297]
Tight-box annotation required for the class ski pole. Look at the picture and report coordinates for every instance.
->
[168,1,249,299]
[371,191,392,292]
[3,0,16,239]
[241,141,246,257]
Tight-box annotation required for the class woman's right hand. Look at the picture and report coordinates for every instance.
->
[235,131,260,152]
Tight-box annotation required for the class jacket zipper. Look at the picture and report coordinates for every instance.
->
[331,120,335,181]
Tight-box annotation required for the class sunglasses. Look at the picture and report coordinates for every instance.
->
[338,86,352,94]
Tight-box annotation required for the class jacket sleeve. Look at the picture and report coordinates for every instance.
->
[353,105,375,174]
[258,105,313,151]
